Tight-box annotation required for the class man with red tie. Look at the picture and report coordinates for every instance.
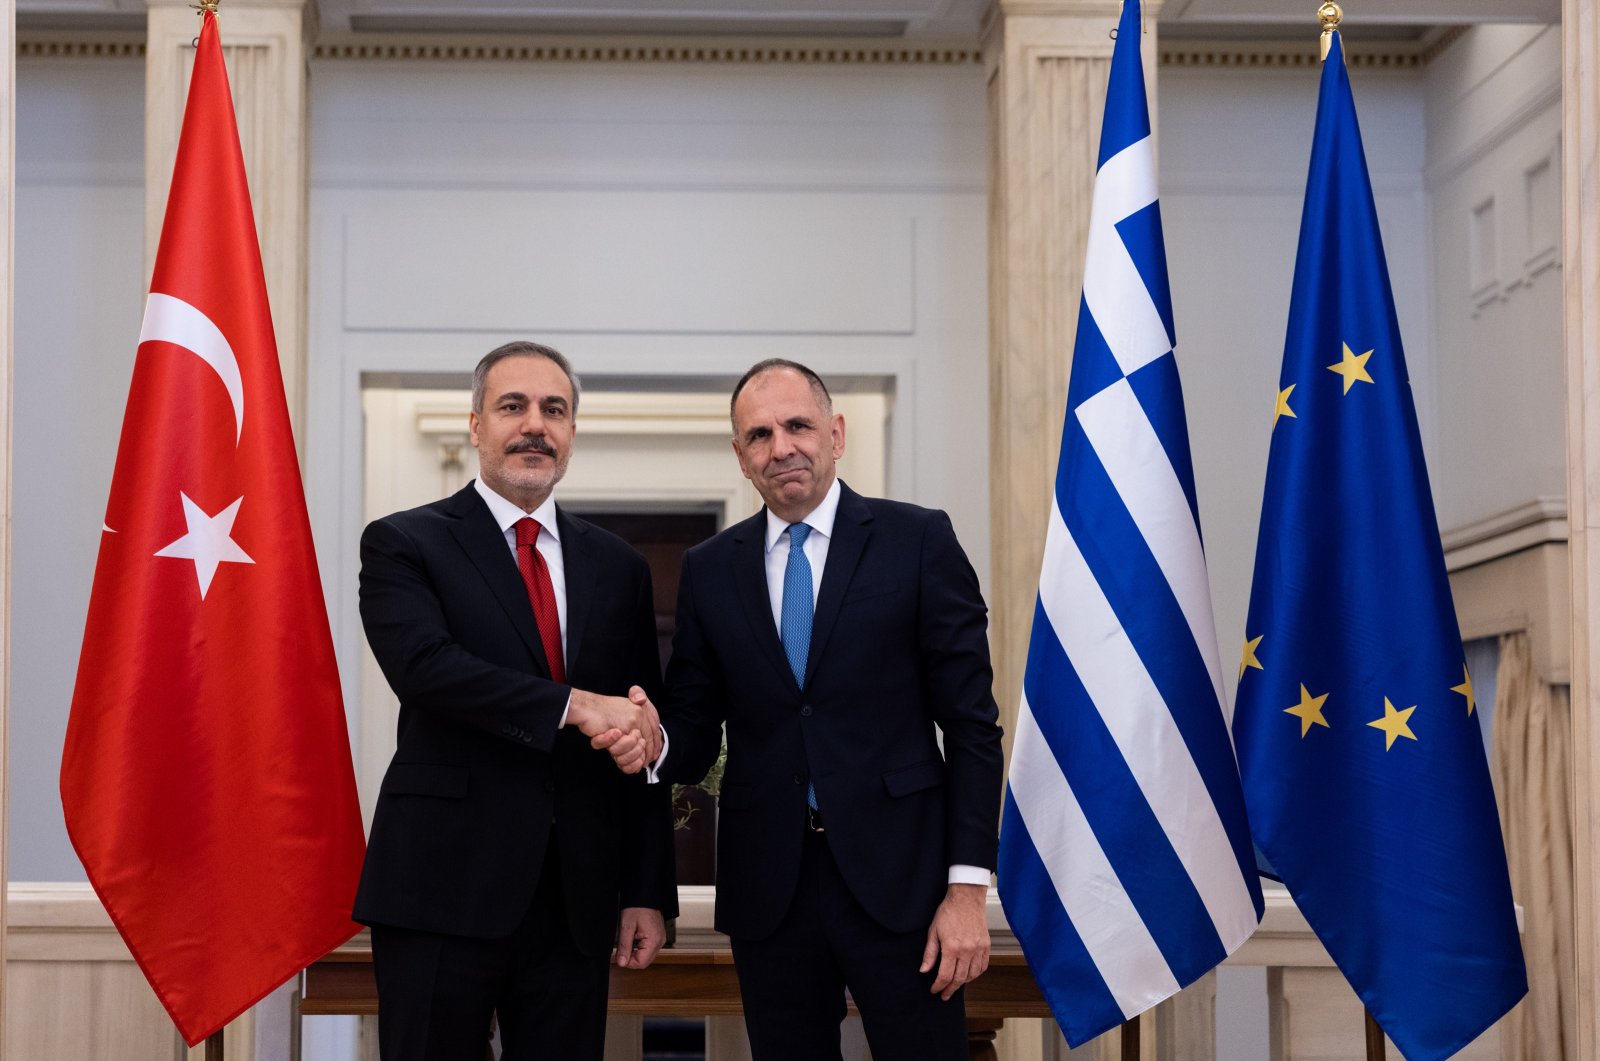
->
[353,341,676,1060]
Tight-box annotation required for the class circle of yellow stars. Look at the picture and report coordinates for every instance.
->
[1273,339,1377,428]
[1237,634,1479,750]
[1248,339,1483,747]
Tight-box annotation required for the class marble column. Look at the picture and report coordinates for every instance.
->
[145,0,315,444]
[1564,0,1600,1052]
[0,0,15,1034]
[981,0,1160,744]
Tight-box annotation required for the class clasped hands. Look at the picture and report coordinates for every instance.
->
[568,686,660,774]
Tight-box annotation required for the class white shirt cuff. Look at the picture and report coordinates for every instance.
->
[558,692,571,729]
[644,725,669,784]
[947,864,991,887]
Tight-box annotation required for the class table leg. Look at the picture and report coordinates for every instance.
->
[967,1017,1003,1061]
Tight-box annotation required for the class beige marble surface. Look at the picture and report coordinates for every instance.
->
[1564,0,1600,1054]
[0,0,12,1040]
[982,0,1146,751]
[145,0,314,442]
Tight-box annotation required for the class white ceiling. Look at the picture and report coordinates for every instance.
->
[16,0,1561,36]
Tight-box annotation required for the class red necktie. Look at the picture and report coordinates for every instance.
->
[514,518,566,683]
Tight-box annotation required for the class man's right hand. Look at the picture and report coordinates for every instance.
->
[568,686,660,773]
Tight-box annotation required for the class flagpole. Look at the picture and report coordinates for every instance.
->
[1120,1015,1140,1061]
[1364,1010,1387,1060]
[204,1031,225,1061]
[1317,12,1391,1061]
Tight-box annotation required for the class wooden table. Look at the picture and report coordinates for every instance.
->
[302,946,1052,1060]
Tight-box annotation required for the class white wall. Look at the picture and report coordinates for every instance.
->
[11,55,144,882]
[301,55,992,760]
[1423,24,1564,532]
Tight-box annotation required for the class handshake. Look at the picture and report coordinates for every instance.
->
[567,686,661,775]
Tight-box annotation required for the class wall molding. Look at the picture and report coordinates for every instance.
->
[1444,499,1570,684]
[1425,78,1563,189]
[17,34,143,59]
[1442,495,1568,572]
[18,29,1470,69]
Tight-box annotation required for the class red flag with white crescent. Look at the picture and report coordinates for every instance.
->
[60,10,365,1045]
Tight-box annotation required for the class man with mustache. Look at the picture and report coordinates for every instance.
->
[354,340,676,1060]
[604,359,1004,1061]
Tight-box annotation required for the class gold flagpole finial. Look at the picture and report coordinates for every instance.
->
[194,0,219,14]
[1318,2,1343,61]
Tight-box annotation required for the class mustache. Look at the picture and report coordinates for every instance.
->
[505,436,557,457]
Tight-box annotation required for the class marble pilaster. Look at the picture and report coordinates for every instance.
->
[1563,0,1600,1052]
[981,0,1160,744]
[145,0,315,442]
[0,0,15,1033]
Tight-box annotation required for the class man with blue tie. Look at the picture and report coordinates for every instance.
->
[631,359,1005,1061]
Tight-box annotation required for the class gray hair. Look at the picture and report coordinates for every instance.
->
[471,341,581,414]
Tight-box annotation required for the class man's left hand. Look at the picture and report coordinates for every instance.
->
[616,907,667,970]
[920,883,990,1000]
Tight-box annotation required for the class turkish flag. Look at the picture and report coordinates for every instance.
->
[60,11,365,1046]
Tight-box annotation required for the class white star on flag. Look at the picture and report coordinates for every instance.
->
[155,493,255,599]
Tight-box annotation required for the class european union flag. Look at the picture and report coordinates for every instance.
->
[1231,33,1527,1059]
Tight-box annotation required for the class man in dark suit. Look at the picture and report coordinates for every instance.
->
[354,340,676,1061]
[607,359,1004,1061]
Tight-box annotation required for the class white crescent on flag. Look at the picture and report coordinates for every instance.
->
[139,292,245,445]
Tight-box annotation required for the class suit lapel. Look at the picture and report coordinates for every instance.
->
[730,511,795,689]
[443,485,551,676]
[557,507,595,673]
[806,482,871,685]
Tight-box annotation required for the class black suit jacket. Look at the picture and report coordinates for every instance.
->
[658,482,1003,940]
[353,484,677,955]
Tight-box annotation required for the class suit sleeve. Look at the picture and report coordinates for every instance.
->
[359,516,571,751]
[918,511,1005,872]
[617,562,679,915]
[655,548,730,786]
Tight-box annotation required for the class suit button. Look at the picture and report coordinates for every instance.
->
[800,705,813,717]
[793,774,803,785]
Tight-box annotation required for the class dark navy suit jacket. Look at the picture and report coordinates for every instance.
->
[658,481,1003,940]
[353,484,677,955]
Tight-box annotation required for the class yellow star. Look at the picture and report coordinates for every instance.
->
[1274,385,1297,427]
[1239,635,1264,681]
[1367,697,1418,751]
[1327,342,1375,394]
[1451,666,1476,715]
[1284,684,1330,737]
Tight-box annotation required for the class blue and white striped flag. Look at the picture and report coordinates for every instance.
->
[997,2,1263,1045]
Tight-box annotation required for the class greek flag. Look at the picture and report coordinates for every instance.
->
[997,1,1263,1045]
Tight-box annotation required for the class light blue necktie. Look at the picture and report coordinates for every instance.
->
[780,523,817,810]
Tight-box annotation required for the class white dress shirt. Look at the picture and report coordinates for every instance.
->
[474,478,570,723]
